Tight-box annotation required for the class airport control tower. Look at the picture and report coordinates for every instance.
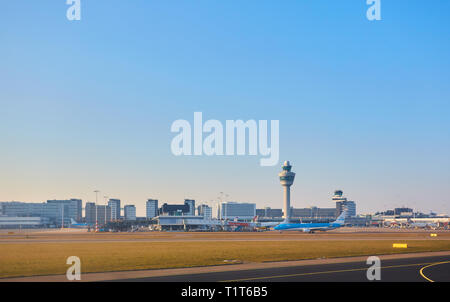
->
[279,161,296,223]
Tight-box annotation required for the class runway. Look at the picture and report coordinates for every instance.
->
[113,254,450,282]
[1,229,449,244]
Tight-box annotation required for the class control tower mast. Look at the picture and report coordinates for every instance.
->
[279,161,296,223]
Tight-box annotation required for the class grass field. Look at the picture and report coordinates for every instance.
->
[1,236,450,278]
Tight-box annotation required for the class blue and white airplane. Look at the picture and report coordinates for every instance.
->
[70,218,90,229]
[274,210,348,233]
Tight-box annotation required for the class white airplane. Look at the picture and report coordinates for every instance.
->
[226,217,280,230]
[407,219,438,229]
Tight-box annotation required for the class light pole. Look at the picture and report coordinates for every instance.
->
[104,196,108,226]
[61,204,64,229]
[218,192,229,220]
[94,190,100,232]
[224,194,229,221]
[217,194,222,221]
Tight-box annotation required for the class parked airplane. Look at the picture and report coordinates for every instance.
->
[226,217,280,229]
[407,219,438,229]
[274,210,348,233]
[256,219,282,229]
[70,218,90,229]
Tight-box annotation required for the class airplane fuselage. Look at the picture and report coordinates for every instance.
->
[274,222,342,232]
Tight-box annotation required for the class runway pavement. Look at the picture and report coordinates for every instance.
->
[112,254,450,282]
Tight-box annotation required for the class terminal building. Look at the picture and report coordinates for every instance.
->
[291,207,336,220]
[153,200,218,231]
[0,216,51,229]
[256,206,336,222]
[256,207,283,219]
[0,199,82,227]
[156,215,221,231]
[153,201,258,230]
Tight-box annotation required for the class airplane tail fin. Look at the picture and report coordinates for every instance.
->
[334,210,348,225]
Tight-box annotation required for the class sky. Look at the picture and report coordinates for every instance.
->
[1,0,449,216]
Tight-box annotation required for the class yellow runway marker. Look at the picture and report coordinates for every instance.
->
[419,261,450,282]
[393,243,408,248]
[221,262,433,282]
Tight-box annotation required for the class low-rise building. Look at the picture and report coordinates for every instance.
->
[291,207,336,219]
[0,216,50,229]
[156,215,221,231]
[256,207,283,218]
[219,202,256,221]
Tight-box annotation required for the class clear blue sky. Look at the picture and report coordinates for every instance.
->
[1,1,449,216]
